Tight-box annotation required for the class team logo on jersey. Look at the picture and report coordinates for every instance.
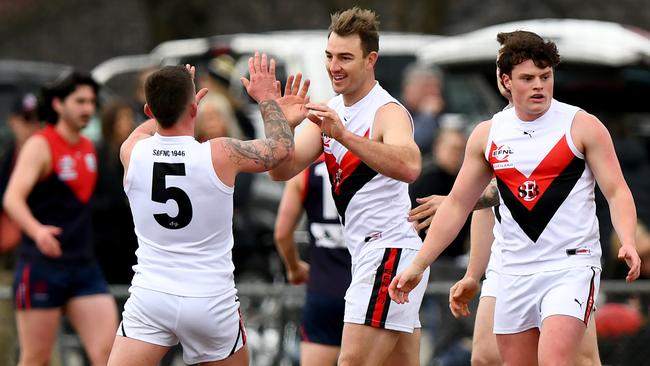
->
[322,133,332,153]
[334,168,342,188]
[58,155,78,181]
[518,180,539,202]
[491,145,513,162]
[84,153,97,172]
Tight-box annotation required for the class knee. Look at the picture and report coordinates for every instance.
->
[471,352,501,366]
[338,351,365,366]
[18,353,51,366]
[85,342,113,365]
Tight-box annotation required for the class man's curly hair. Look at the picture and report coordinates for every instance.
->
[496,30,560,76]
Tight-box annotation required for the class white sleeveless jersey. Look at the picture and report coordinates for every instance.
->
[322,82,421,262]
[486,99,601,275]
[485,205,503,274]
[125,134,236,297]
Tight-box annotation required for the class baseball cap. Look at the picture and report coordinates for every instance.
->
[11,92,39,121]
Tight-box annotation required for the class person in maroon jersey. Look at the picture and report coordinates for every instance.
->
[3,72,118,366]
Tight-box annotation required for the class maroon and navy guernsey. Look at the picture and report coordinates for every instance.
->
[20,125,97,264]
[302,155,351,299]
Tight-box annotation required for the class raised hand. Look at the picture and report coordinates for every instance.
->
[240,52,281,102]
[185,64,209,104]
[306,102,346,140]
[448,277,480,318]
[276,73,311,129]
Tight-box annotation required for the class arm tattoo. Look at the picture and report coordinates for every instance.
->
[474,179,499,210]
[223,100,294,169]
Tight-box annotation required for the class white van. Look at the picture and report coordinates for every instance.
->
[416,18,650,135]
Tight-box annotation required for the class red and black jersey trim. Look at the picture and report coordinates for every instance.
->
[497,156,584,242]
[325,147,378,225]
[365,248,401,328]
[583,267,597,325]
[331,163,377,226]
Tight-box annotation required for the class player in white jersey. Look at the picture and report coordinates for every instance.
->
[107,60,310,366]
[390,30,640,365]
[266,7,426,366]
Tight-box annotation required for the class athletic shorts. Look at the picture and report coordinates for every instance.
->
[344,247,429,333]
[494,266,600,334]
[13,259,110,309]
[479,268,499,299]
[119,286,246,365]
[301,291,345,346]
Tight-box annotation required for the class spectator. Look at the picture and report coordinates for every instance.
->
[93,98,138,285]
[132,67,157,124]
[0,90,41,366]
[195,93,243,142]
[401,63,445,156]
[200,53,256,139]
[409,120,469,258]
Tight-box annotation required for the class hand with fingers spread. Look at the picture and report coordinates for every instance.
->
[240,52,281,102]
[277,73,311,129]
[618,245,641,282]
[408,194,445,233]
[34,224,63,258]
[448,277,480,318]
[306,102,346,140]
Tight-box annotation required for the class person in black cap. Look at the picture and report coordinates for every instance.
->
[0,90,42,366]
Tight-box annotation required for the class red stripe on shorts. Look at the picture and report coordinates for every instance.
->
[583,267,597,325]
[368,248,400,328]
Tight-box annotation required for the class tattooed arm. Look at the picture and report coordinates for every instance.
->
[409,179,499,233]
[210,99,296,186]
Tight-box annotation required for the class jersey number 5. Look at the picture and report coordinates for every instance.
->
[152,162,193,229]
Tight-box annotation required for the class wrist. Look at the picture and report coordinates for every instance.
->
[410,256,430,274]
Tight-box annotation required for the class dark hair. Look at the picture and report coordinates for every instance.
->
[100,98,132,147]
[329,7,379,56]
[144,66,195,129]
[40,71,99,125]
[496,30,560,76]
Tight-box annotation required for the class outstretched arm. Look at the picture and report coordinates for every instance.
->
[389,120,494,303]
[307,102,421,183]
[274,171,310,284]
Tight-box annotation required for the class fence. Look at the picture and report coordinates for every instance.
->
[1,280,650,366]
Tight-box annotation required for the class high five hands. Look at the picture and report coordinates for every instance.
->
[240,52,311,128]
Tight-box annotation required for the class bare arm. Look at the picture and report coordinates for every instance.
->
[213,99,297,186]
[307,102,421,183]
[466,208,496,281]
[573,111,640,282]
[448,207,496,318]
[409,179,499,233]
[390,120,495,303]
[2,136,62,257]
[274,171,310,284]
[120,118,158,176]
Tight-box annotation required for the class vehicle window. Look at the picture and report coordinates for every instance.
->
[375,54,417,97]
